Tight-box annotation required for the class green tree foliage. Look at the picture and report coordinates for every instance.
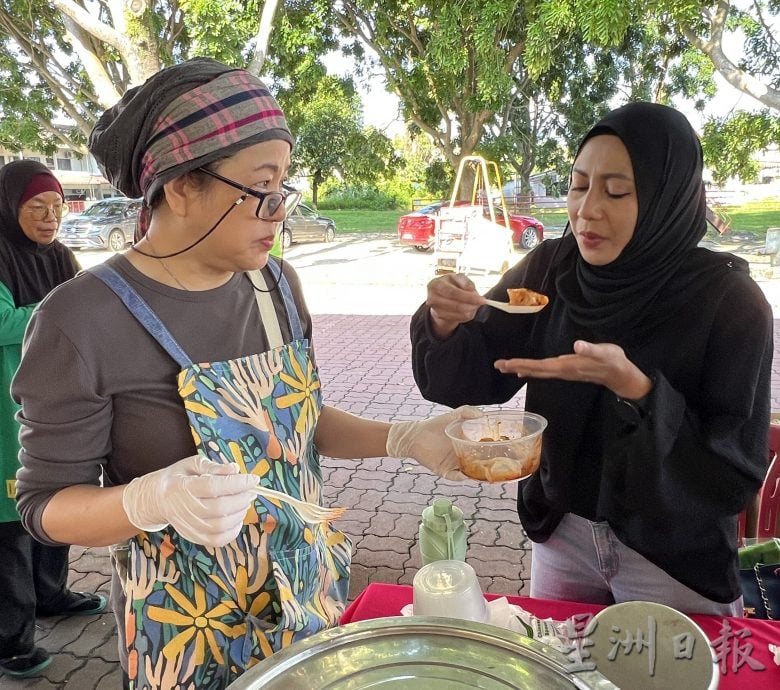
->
[490,18,720,196]
[319,0,778,195]
[0,0,270,152]
[263,0,339,119]
[323,0,524,184]
[522,0,778,112]
[0,1,333,154]
[482,42,619,197]
[343,126,399,184]
[518,0,779,182]
[0,0,111,153]
[423,160,454,199]
[669,0,779,110]
[292,76,395,205]
[390,129,452,201]
[703,110,780,185]
[0,0,777,190]
[180,0,261,65]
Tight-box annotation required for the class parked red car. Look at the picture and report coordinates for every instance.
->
[397,201,544,251]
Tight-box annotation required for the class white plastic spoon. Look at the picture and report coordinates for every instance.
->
[483,299,546,314]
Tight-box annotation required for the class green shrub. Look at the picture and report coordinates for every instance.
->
[316,182,410,210]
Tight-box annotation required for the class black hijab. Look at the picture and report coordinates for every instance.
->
[555,102,747,339]
[0,160,79,307]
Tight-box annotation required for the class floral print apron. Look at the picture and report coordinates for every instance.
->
[91,262,352,690]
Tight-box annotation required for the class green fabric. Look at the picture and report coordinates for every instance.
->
[0,281,35,522]
[739,538,780,568]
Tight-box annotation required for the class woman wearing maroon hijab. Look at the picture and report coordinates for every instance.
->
[0,160,105,679]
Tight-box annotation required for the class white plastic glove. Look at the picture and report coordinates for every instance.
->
[122,454,260,547]
[386,406,483,480]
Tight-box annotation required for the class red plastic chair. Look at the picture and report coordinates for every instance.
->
[755,424,780,538]
[739,423,780,541]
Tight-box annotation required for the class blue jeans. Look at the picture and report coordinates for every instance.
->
[530,513,742,616]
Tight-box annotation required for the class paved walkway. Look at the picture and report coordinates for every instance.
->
[5,233,780,688]
[5,312,533,689]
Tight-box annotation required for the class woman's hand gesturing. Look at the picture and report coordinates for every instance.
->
[494,340,653,400]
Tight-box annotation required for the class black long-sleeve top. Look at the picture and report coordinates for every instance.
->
[411,239,773,602]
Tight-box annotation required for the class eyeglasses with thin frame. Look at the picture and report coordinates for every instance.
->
[22,202,69,221]
[198,168,288,220]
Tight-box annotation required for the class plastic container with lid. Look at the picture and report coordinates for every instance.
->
[418,497,467,565]
[412,559,487,622]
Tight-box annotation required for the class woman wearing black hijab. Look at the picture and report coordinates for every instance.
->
[0,160,105,679]
[409,102,772,615]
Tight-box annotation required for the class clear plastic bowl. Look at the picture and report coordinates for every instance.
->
[445,410,547,483]
[412,560,488,622]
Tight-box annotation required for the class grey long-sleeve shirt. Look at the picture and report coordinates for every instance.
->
[13,254,312,545]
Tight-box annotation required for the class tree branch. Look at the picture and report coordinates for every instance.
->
[248,0,279,74]
[50,0,124,50]
[61,15,121,107]
[684,0,780,109]
[0,13,96,135]
[32,113,88,153]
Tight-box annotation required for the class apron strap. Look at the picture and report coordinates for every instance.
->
[91,260,303,366]
[249,258,305,345]
[249,271,285,351]
[88,263,193,368]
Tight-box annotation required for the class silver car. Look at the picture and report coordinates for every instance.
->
[59,197,141,251]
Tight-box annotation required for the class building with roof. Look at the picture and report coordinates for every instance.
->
[0,146,117,212]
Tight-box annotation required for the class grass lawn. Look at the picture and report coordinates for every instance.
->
[323,199,780,238]
[324,209,404,234]
[528,209,568,229]
[718,200,780,236]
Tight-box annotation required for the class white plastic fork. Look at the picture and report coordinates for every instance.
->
[252,486,346,523]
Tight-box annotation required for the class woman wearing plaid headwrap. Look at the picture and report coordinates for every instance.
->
[11,58,477,689]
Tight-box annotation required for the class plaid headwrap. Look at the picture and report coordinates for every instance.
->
[89,57,293,204]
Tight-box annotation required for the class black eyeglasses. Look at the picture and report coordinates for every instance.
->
[198,168,288,220]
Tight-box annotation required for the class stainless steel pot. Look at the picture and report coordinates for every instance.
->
[226,616,618,689]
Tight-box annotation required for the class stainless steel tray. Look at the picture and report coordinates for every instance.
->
[227,616,618,689]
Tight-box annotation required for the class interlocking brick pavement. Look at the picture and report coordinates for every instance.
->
[5,311,780,689]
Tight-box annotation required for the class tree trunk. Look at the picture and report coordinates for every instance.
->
[312,169,323,206]
[454,165,476,202]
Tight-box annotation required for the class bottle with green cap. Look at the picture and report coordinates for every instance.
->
[418,497,468,565]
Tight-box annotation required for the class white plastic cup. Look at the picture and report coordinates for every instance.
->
[412,560,488,622]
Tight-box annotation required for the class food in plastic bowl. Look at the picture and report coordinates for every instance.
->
[445,410,547,483]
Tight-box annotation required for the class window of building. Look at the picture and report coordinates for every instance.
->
[56,150,72,171]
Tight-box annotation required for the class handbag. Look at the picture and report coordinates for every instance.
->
[739,539,780,619]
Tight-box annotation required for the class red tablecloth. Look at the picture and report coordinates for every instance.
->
[341,583,780,690]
